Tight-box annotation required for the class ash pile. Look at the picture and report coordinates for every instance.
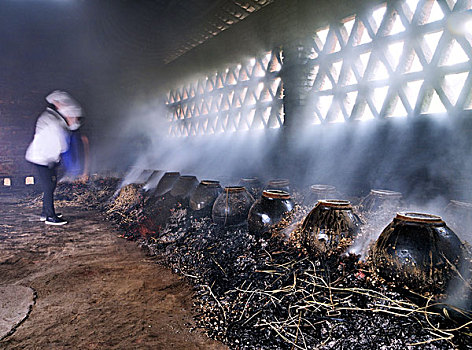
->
[47,170,472,349]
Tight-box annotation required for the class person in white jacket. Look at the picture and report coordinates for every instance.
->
[25,90,83,225]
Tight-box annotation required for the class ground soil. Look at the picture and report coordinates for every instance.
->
[0,191,227,350]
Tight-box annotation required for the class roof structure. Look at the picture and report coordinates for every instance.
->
[100,0,274,64]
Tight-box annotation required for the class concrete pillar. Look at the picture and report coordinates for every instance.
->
[280,40,312,132]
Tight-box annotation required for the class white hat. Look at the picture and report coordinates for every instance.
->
[46,90,83,118]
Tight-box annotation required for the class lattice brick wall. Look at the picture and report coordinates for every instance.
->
[306,0,472,123]
[165,49,283,136]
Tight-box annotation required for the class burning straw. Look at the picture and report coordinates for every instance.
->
[144,205,471,349]
[25,180,472,349]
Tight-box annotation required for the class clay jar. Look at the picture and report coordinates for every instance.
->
[190,180,223,215]
[248,190,294,237]
[122,167,153,186]
[301,200,361,253]
[136,169,154,184]
[170,175,199,201]
[372,212,464,293]
[443,200,472,242]
[142,170,163,192]
[215,175,236,187]
[359,189,402,214]
[212,186,254,226]
[153,171,180,196]
[302,184,337,207]
[265,179,290,193]
[239,177,263,198]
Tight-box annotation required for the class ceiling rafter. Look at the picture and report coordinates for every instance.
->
[160,0,274,64]
[235,0,262,12]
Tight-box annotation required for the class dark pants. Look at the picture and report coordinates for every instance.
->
[35,164,58,217]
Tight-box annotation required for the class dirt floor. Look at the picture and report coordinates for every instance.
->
[0,191,227,349]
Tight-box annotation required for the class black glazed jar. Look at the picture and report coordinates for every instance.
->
[190,180,223,215]
[302,184,337,207]
[265,179,290,193]
[142,170,163,192]
[301,200,361,253]
[372,212,464,293]
[443,200,472,242]
[248,190,294,237]
[170,175,199,202]
[153,171,180,197]
[359,189,402,214]
[212,186,254,226]
[239,177,263,198]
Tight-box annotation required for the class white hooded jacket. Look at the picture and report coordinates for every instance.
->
[25,107,70,167]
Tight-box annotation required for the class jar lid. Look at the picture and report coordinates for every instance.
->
[310,184,336,193]
[225,186,245,193]
[179,175,197,180]
[240,177,259,183]
[449,200,472,209]
[317,199,351,208]
[262,189,291,199]
[201,180,221,187]
[267,179,290,186]
[370,189,402,198]
[396,212,444,224]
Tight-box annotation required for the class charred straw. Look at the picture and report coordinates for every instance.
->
[28,179,472,349]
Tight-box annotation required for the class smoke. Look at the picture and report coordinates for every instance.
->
[91,92,284,191]
[348,207,395,260]
[3,0,471,208]
[282,108,472,239]
[88,75,472,316]
[277,110,472,259]
[286,115,467,201]
[142,170,164,192]
[444,245,472,317]
[94,90,472,245]
[347,193,472,262]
